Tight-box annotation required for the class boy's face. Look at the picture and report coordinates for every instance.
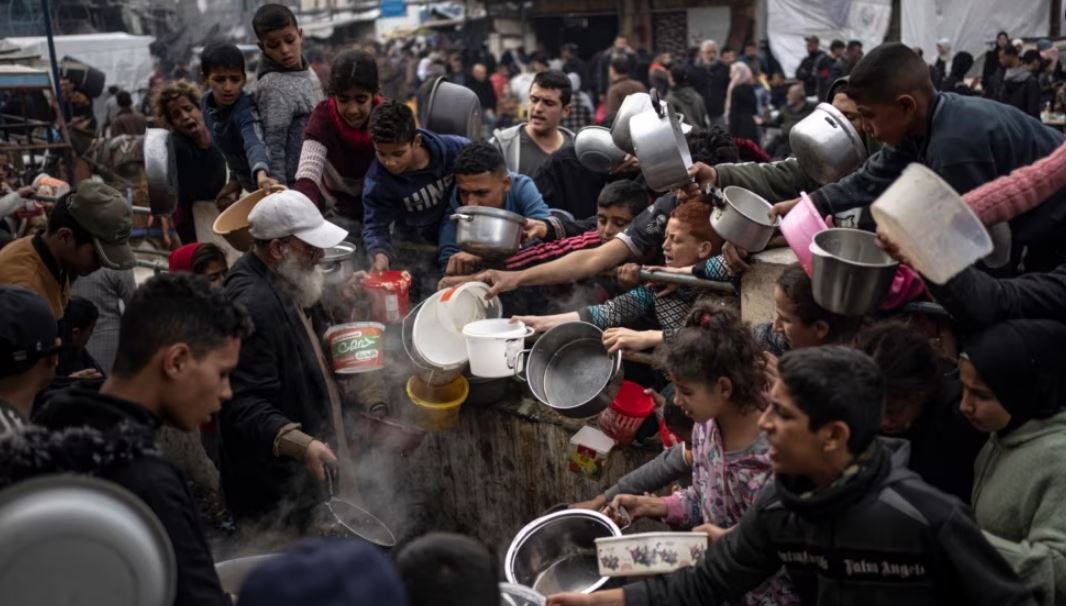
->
[205,67,246,107]
[595,204,634,243]
[528,84,569,136]
[661,217,711,268]
[71,320,96,350]
[166,96,207,141]
[958,358,1012,433]
[881,393,926,435]
[772,285,827,350]
[374,135,419,176]
[855,96,918,147]
[258,25,304,70]
[455,171,510,208]
[336,86,374,129]
[759,379,832,477]
[161,337,240,431]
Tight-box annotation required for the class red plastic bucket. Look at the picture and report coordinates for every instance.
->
[597,380,655,445]
[325,322,385,374]
[363,271,412,324]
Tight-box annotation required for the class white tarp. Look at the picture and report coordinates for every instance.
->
[5,33,155,96]
[901,0,1051,70]
[767,0,892,80]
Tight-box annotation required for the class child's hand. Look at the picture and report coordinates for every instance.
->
[371,253,390,273]
[607,493,666,521]
[693,523,731,544]
[256,173,282,191]
[511,315,554,333]
[722,242,751,275]
[602,328,660,354]
[446,251,482,276]
[522,218,549,242]
[615,263,640,289]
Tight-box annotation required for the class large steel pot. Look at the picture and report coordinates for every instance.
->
[451,205,526,258]
[810,228,898,316]
[517,322,623,418]
[144,128,177,216]
[319,241,357,287]
[506,509,622,595]
[419,76,482,140]
[574,126,627,173]
[789,103,868,185]
[710,186,780,252]
[629,91,692,192]
[610,92,652,154]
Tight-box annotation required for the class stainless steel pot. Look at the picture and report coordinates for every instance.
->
[629,91,692,192]
[319,241,357,287]
[505,509,622,595]
[710,186,780,252]
[451,206,526,258]
[610,92,652,154]
[574,126,627,173]
[499,582,546,606]
[789,103,868,185]
[420,76,483,140]
[516,322,623,418]
[144,128,177,216]
[810,228,899,316]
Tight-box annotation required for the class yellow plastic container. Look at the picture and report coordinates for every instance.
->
[406,375,469,431]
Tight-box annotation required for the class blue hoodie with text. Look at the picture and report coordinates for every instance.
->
[361,129,470,259]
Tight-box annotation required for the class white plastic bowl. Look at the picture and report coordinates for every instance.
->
[595,532,708,577]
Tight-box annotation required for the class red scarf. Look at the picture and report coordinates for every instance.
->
[326,96,382,150]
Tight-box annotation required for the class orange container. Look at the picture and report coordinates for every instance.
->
[362,271,412,324]
[325,322,385,374]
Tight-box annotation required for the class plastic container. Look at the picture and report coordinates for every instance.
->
[439,281,502,333]
[362,271,411,324]
[780,192,827,275]
[324,322,385,374]
[870,163,993,284]
[406,375,469,431]
[411,283,503,368]
[595,532,708,577]
[567,426,615,479]
[462,319,534,378]
[597,381,655,445]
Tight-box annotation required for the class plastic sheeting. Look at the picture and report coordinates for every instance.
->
[901,0,1050,72]
[767,0,892,80]
[5,33,155,97]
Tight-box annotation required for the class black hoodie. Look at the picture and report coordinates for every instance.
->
[624,439,1035,606]
[18,387,231,606]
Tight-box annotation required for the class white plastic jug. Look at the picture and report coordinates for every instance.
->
[463,319,534,379]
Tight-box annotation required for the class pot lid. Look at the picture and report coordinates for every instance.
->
[454,205,526,224]
[320,241,357,264]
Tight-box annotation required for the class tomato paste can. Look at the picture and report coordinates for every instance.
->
[325,322,385,374]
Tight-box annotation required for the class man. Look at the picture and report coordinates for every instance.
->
[560,43,587,89]
[692,40,730,128]
[0,182,133,320]
[995,44,1040,118]
[0,285,60,432]
[795,35,827,97]
[605,56,647,116]
[110,90,148,136]
[548,347,1036,606]
[830,40,864,84]
[932,38,952,89]
[593,36,635,100]
[816,40,845,101]
[221,189,349,524]
[31,273,250,606]
[467,63,497,135]
[532,131,639,220]
[738,41,761,70]
[666,64,710,132]
[490,69,576,177]
[765,83,816,157]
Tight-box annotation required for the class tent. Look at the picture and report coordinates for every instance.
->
[5,33,155,97]
[768,0,892,82]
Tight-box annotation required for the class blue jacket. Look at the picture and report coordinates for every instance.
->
[201,91,271,192]
[361,129,470,259]
[438,172,551,267]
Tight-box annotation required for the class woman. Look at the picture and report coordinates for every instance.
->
[168,242,229,289]
[942,51,976,96]
[981,31,1010,96]
[725,62,759,142]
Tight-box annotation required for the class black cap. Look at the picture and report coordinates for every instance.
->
[805,35,820,44]
[0,285,59,377]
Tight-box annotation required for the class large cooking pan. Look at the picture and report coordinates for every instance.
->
[144,128,178,216]
[610,92,652,155]
[789,103,868,185]
[629,91,692,192]
[419,76,482,141]
[516,322,623,418]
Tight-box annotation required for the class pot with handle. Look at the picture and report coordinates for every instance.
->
[319,241,357,287]
[637,268,737,295]
[515,322,623,418]
[810,228,899,316]
[629,90,692,192]
[789,102,868,185]
[610,92,653,154]
[451,206,526,258]
[463,318,535,379]
[709,186,780,253]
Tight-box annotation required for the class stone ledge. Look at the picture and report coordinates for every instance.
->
[740,246,799,325]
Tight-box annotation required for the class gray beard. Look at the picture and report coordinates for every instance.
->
[275,248,324,309]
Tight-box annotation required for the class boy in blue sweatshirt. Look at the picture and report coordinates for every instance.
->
[362,100,469,272]
[439,142,566,275]
[200,43,277,204]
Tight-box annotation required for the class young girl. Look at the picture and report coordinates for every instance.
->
[756,263,861,355]
[514,202,728,353]
[295,50,384,225]
[610,305,797,606]
[960,319,1066,606]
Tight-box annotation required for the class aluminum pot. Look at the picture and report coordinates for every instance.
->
[144,128,177,216]
[610,92,652,154]
[789,103,868,185]
[629,92,692,192]
[505,509,622,595]
[810,228,899,316]
[575,126,627,173]
[500,582,546,606]
[710,186,780,252]
[451,206,526,258]
[319,241,357,287]
[419,76,483,140]
[516,322,623,418]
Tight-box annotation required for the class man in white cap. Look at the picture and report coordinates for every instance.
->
[220,189,351,528]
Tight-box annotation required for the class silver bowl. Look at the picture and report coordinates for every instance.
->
[505,509,622,595]
[575,126,627,174]
[789,103,868,185]
[810,228,898,316]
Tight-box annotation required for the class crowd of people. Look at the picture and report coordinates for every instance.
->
[3,6,1066,605]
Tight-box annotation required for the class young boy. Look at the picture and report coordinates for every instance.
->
[361,100,469,272]
[548,347,1035,606]
[438,142,563,274]
[395,533,499,606]
[252,4,324,185]
[199,42,276,199]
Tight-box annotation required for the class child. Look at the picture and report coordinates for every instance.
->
[294,49,383,224]
[56,296,103,378]
[395,533,498,606]
[960,319,1066,606]
[168,242,229,289]
[757,263,861,355]
[252,4,324,185]
[514,201,728,354]
[608,306,797,606]
[438,142,562,274]
[361,100,469,272]
[199,42,276,201]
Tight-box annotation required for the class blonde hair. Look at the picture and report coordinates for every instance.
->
[154,80,203,130]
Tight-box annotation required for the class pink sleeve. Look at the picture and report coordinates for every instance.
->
[663,487,700,528]
[964,141,1066,225]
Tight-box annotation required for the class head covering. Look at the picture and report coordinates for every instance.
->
[963,320,1066,434]
[0,285,60,377]
[948,51,974,80]
[168,243,200,273]
[239,540,408,606]
[724,62,755,118]
[66,182,133,270]
[1038,38,1053,51]
[248,189,348,249]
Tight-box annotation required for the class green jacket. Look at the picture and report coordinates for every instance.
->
[716,158,821,203]
[973,411,1066,606]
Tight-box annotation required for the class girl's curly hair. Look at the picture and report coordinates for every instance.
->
[153,80,203,131]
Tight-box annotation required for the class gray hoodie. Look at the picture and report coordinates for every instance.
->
[256,56,324,185]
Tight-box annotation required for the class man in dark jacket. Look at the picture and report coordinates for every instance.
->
[27,272,251,606]
[692,40,730,127]
[222,189,349,524]
[925,261,1066,329]
[795,36,828,97]
[548,347,1035,606]
[995,44,1040,118]
[666,64,710,132]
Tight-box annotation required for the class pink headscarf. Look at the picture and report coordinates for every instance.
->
[724,62,755,118]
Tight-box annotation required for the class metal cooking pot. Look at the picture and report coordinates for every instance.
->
[451,206,526,258]
[419,76,482,140]
[629,91,692,192]
[610,92,652,154]
[505,509,622,595]
[789,103,868,185]
[810,228,899,316]
[516,322,623,418]
[710,186,780,253]
[574,126,626,173]
[499,582,546,606]
[319,241,357,287]
[144,128,177,216]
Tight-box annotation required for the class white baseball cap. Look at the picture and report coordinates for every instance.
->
[248,189,348,249]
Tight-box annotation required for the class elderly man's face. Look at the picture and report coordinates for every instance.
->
[472,64,487,81]
[614,37,628,51]
[700,43,718,64]
[787,85,805,105]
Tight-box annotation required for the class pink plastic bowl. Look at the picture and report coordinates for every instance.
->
[781,192,827,275]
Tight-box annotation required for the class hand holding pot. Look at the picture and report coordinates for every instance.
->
[446,251,482,276]
[615,263,641,290]
[569,494,608,512]
[304,439,338,482]
[693,523,732,544]
[603,327,661,354]
[523,218,549,242]
[722,242,751,274]
[608,493,666,521]
[768,197,800,221]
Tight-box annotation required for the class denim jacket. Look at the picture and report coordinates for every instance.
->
[202,90,271,191]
